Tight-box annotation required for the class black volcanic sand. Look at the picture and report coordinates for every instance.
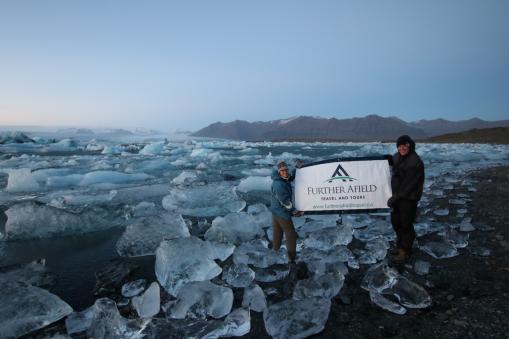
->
[26,166,509,339]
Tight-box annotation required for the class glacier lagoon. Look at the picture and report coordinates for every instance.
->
[1,130,508,337]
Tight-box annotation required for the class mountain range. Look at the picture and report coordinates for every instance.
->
[192,115,509,141]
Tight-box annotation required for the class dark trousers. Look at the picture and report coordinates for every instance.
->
[391,199,418,253]
[272,215,298,262]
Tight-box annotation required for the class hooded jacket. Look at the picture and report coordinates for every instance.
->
[270,169,296,220]
[391,136,425,202]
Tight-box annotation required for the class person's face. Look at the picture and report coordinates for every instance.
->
[278,168,289,179]
[398,143,410,156]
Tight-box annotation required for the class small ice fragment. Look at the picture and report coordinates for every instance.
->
[413,260,430,276]
[132,282,160,318]
[242,284,267,312]
[121,279,146,298]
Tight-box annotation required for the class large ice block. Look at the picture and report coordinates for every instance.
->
[233,239,287,268]
[263,297,331,339]
[162,182,246,217]
[116,213,190,257]
[4,201,121,240]
[293,272,345,300]
[168,281,234,319]
[0,278,73,338]
[132,282,160,318]
[205,212,264,245]
[155,237,234,296]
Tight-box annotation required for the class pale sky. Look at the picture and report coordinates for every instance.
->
[0,0,508,132]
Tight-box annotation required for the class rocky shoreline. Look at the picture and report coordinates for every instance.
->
[21,166,509,338]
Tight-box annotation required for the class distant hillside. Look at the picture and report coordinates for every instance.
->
[425,127,509,144]
[193,115,509,142]
[410,118,509,137]
[193,115,427,141]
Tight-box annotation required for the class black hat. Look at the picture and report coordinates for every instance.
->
[396,135,413,147]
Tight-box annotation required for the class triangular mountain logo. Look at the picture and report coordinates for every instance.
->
[325,163,356,183]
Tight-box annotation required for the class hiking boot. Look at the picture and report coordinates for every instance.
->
[389,247,400,255]
[288,261,298,281]
[391,248,409,265]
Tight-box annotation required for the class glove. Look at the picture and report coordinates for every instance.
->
[387,196,398,208]
[294,159,303,169]
[292,211,304,217]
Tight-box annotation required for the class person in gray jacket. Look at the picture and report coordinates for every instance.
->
[270,160,303,264]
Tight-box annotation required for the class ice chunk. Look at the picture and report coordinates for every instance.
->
[356,237,389,264]
[132,282,160,318]
[414,221,445,237]
[342,214,373,229]
[171,170,199,186]
[0,131,34,144]
[0,279,73,338]
[87,298,146,338]
[121,279,146,298]
[168,281,233,319]
[116,213,190,257]
[361,262,398,293]
[419,241,459,259]
[79,171,152,186]
[205,212,264,245]
[222,264,255,288]
[303,225,353,249]
[155,237,233,296]
[293,272,345,300]
[413,260,430,276]
[5,168,40,192]
[145,308,249,338]
[237,176,271,192]
[353,219,395,242]
[253,265,290,283]
[449,199,466,205]
[443,229,469,248]
[433,209,449,216]
[263,297,331,339]
[299,245,353,276]
[139,141,167,155]
[384,275,432,309]
[233,239,287,268]
[369,290,407,315]
[65,305,95,334]
[4,202,121,240]
[459,218,475,232]
[247,203,272,228]
[242,284,267,312]
[162,182,246,217]
[468,246,492,256]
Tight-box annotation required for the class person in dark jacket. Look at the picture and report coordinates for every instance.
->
[387,135,425,264]
[270,160,303,264]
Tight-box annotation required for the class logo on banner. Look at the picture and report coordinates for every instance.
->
[325,163,356,183]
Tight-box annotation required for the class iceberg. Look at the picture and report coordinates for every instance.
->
[293,272,345,300]
[116,213,190,257]
[419,240,459,259]
[263,297,331,339]
[205,212,264,245]
[247,203,272,229]
[242,284,267,312]
[162,182,246,217]
[155,237,234,296]
[121,279,146,298]
[237,176,271,192]
[0,278,73,338]
[132,282,160,318]
[222,264,255,288]
[5,168,40,192]
[303,225,353,249]
[233,239,287,268]
[168,281,233,319]
[3,201,121,240]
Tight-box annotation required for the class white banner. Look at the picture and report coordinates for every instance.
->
[294,158,392,212]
